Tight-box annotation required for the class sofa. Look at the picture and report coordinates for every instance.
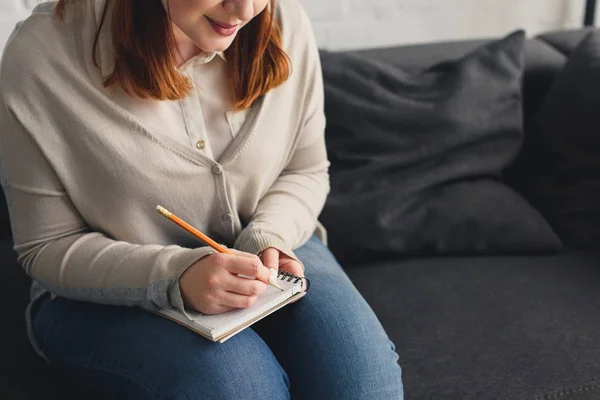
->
[3,28,600,400]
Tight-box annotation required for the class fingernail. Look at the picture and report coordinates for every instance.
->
[268,268,282,289]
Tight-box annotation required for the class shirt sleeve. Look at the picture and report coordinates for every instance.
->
[234,5,330,260]
[0,99,213,312]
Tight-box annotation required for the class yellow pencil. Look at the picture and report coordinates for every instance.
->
[156,205,282,290]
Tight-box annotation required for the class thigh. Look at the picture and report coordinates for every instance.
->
[32,294,290,400]
[253,236,404,400]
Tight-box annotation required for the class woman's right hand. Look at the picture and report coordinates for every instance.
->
[179,249,272,315]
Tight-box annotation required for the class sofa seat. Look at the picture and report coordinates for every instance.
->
[1,238,86,399]
[345,250,600,400]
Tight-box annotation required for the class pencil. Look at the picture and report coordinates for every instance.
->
[156,205,231,255]
[156,205,282,290]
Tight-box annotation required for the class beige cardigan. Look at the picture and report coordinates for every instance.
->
[0,0,329,331]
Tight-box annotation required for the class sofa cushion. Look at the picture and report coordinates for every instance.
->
[350,36,568,127]
[516,31,600,249]
[0,238,84,399]
[319,30,561,263]
[344,249,600,400]
[535,28,597,58]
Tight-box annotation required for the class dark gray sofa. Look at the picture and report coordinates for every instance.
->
[3,29,600,400]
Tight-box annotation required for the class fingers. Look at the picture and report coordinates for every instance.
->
[219,291,259,309]
[225,248,258,259]
[216,253,271,283]
[260,248,280,269]
[279,259,305,278]
[222,273,267,297]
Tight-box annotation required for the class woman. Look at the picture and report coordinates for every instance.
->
[0,0,403,398]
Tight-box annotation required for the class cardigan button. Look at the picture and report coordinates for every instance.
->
[222,213,233,222]
[196,140,206,150]
[212,164,223,175]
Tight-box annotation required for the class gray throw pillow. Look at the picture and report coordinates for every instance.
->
[319,30,562,263]
[516,31,600,249]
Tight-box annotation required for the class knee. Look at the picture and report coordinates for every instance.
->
[326,344,404,400]
[158,342,290,400]
[342,338,403,393]
[298,335,403,400]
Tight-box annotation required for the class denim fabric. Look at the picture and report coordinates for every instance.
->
[31,236,403,399]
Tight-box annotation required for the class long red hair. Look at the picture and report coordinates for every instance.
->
[56,0,290,110]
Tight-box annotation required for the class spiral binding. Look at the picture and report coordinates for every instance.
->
[277,270,311,292]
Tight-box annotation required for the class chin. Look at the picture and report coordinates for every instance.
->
[198,38,236,53]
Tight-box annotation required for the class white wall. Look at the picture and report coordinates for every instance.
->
[0,0,596,55]
[0,0,34,55]
[302,0,593,50]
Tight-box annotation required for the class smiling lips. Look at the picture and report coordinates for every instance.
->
[206,17,239,37]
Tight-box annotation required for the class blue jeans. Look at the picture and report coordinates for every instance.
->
[31,236,403,399]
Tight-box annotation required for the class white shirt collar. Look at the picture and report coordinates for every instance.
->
[179,51,227,69]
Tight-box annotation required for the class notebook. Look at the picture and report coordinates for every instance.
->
[152,270,310,343]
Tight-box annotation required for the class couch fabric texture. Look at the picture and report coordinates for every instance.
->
[320,30,562,262]
[2,29,600,400]
[515,30,600,250]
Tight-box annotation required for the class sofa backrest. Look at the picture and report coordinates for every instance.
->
[0,29,593,242]
[350,29,592,126]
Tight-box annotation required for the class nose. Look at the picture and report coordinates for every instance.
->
[222,0,254,22]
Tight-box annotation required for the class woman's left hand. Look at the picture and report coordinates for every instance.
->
[260,247,304,278]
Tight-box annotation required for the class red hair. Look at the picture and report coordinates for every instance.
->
[56,0,290,110]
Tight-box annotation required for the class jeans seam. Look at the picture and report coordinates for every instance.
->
[53,356,160,400]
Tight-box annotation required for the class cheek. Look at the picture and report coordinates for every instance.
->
[255,0,270,15]
[194,0,221,8]
[166,0,215,21]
